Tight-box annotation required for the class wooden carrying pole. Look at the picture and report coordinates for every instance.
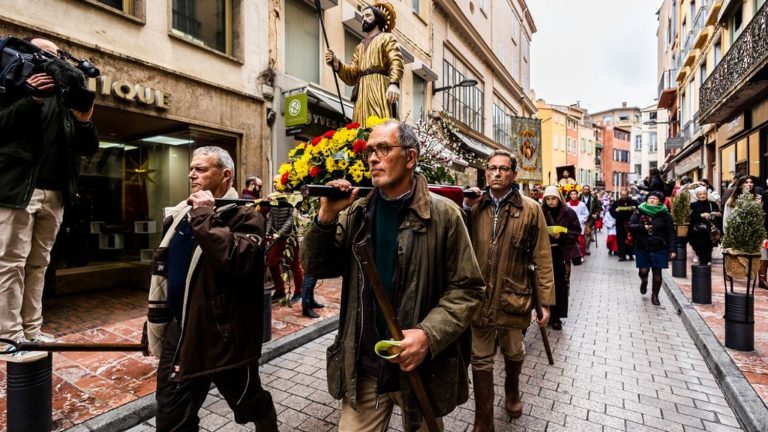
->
[353,243,440,432]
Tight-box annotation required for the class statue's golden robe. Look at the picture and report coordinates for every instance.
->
[336,32,403,126]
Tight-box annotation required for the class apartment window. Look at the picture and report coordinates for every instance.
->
[714,41,722,65]
[681,91,687,123]
[172,0,233,55]
[442,56,484,133]
[649,133,658,152]
[689,80,695,120]
[619,112,629,121]
[479,0,487,14]
[650,161,658,170]
[757,0,767,13]
[635,164,642,174]
[634,135,642,151]
[666,18,672,48]
[493,103,512,148]
[412,0,419,13]
[731,3,744,41]
[413,75,426,122]
[602,115,612,124]
[285,0,320,84]
[689,0,695,27]
[699,62,707,85]
[96,0,134,13]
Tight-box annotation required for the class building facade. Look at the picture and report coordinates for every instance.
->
[592,103,643,186]
[1,0,271,292]
[699,0,768,191]
[269,0,538,188]
[602,126,632,193]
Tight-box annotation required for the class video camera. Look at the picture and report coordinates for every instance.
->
[0,36,100,111]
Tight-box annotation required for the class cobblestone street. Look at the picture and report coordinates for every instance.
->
[128,247,743,431]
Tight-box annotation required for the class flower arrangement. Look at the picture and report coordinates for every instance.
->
[275,115,389,192]
[559,183,581,196]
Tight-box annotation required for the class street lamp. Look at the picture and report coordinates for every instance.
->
[433,78,478,94]
[643,120,678,125]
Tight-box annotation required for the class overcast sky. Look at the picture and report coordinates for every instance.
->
[527,0,660,113]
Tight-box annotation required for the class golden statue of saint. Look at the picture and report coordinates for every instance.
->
[324,3,403,127]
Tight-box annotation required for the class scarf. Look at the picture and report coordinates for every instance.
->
[638,202,668,217]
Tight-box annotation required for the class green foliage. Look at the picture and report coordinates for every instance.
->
[671,191,691,225]
[722,193,767,254]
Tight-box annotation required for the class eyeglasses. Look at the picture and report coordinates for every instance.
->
[361,144,411,159]
[486,166,513,174]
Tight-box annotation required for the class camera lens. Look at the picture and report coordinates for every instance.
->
[77,61,100,78]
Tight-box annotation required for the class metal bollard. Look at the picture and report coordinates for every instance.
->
[724,291,754,351]
[671,244,687,278]
[691,265,712,304]
[7,354,52,432]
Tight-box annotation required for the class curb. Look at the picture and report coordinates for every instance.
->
[662,270,768,432]
[66,315,340,432]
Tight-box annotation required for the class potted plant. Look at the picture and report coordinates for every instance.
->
[722,192,767,279]
[671,190,691,237]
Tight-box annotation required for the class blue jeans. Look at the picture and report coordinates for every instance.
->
[302,275,317,307]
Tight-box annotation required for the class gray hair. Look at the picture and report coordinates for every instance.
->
[193,146,235,175]
[379,120,421,156]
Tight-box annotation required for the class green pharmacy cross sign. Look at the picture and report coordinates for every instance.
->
[285,93,309,127]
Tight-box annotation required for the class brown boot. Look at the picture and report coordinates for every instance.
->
[759,261,768,289]
[472,369,495,432]
[651,279,661,306]
[504,359,524,419]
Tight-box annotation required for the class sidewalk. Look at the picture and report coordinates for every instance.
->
[0,279,342,431]
[663,245,768,431]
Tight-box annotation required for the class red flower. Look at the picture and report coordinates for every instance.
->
[353,139,367,154]
[310,136,322,146]
[309,166,320,177]
[346,122,361,129]
[323,130,336,139]
[280,171,289,185]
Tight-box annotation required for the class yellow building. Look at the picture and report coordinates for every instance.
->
[535,101,568,185]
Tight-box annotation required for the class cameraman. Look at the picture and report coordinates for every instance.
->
[0,37,98,362]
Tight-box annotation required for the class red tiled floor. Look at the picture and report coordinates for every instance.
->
[0,277,342,430]
[671,245,768,406]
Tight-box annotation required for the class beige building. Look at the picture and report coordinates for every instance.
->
[269,0,538,186]
[535,100,597,186]
[1,0,271,291]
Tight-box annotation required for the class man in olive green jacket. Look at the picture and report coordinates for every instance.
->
[464,149,555,432]
[302,121,484,432]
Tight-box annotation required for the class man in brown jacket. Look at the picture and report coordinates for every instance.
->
[303,121,484,431]
[464,149,555,432]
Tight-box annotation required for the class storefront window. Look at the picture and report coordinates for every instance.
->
[285,0,320,84]
[721,143,735,182]
[736,137,748,166]
[750,131,761,177]
[53,128,237,267]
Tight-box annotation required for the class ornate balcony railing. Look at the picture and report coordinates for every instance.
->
[699,1,768,123]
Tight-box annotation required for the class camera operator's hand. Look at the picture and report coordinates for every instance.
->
[71,103,94,123]
[26,73,55,102]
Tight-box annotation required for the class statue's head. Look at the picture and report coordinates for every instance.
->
[362,6,387,32]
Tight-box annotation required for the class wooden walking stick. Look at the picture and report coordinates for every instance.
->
[313,0,347,120]
[526,225,555,366]
[353,243,440,432]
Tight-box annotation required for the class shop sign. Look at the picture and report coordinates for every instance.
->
[87,76,171,110]
[675,149,702,175]
[285,93,309,127]
[718,112,746,142]
[286,101,345,138]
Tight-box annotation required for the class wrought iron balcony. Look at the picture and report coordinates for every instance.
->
[699,1,768,123]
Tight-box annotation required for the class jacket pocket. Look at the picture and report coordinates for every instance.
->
[210,294,234,342]
[499,277,533,315]
[0,142,33,205]
[424,357,461,415]
[326,339,344,399]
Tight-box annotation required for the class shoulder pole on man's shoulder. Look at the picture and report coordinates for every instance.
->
[314,0,346,120]
[353,243,440,432]
[526,224,555,366]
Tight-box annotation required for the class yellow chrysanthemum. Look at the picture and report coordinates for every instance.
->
[366,115,389,128]
[278,163,292,175]
[325,157,336,172]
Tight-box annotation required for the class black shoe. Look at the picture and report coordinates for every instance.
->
[302,306,320,318]
[310,300,325,309]
[629,255,634,260]
[290,293,302,304]
[552,320,562,330]
[618,258,627,262]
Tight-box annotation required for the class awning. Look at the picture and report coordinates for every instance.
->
[454,131,495,158]
[306,84,354,121]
